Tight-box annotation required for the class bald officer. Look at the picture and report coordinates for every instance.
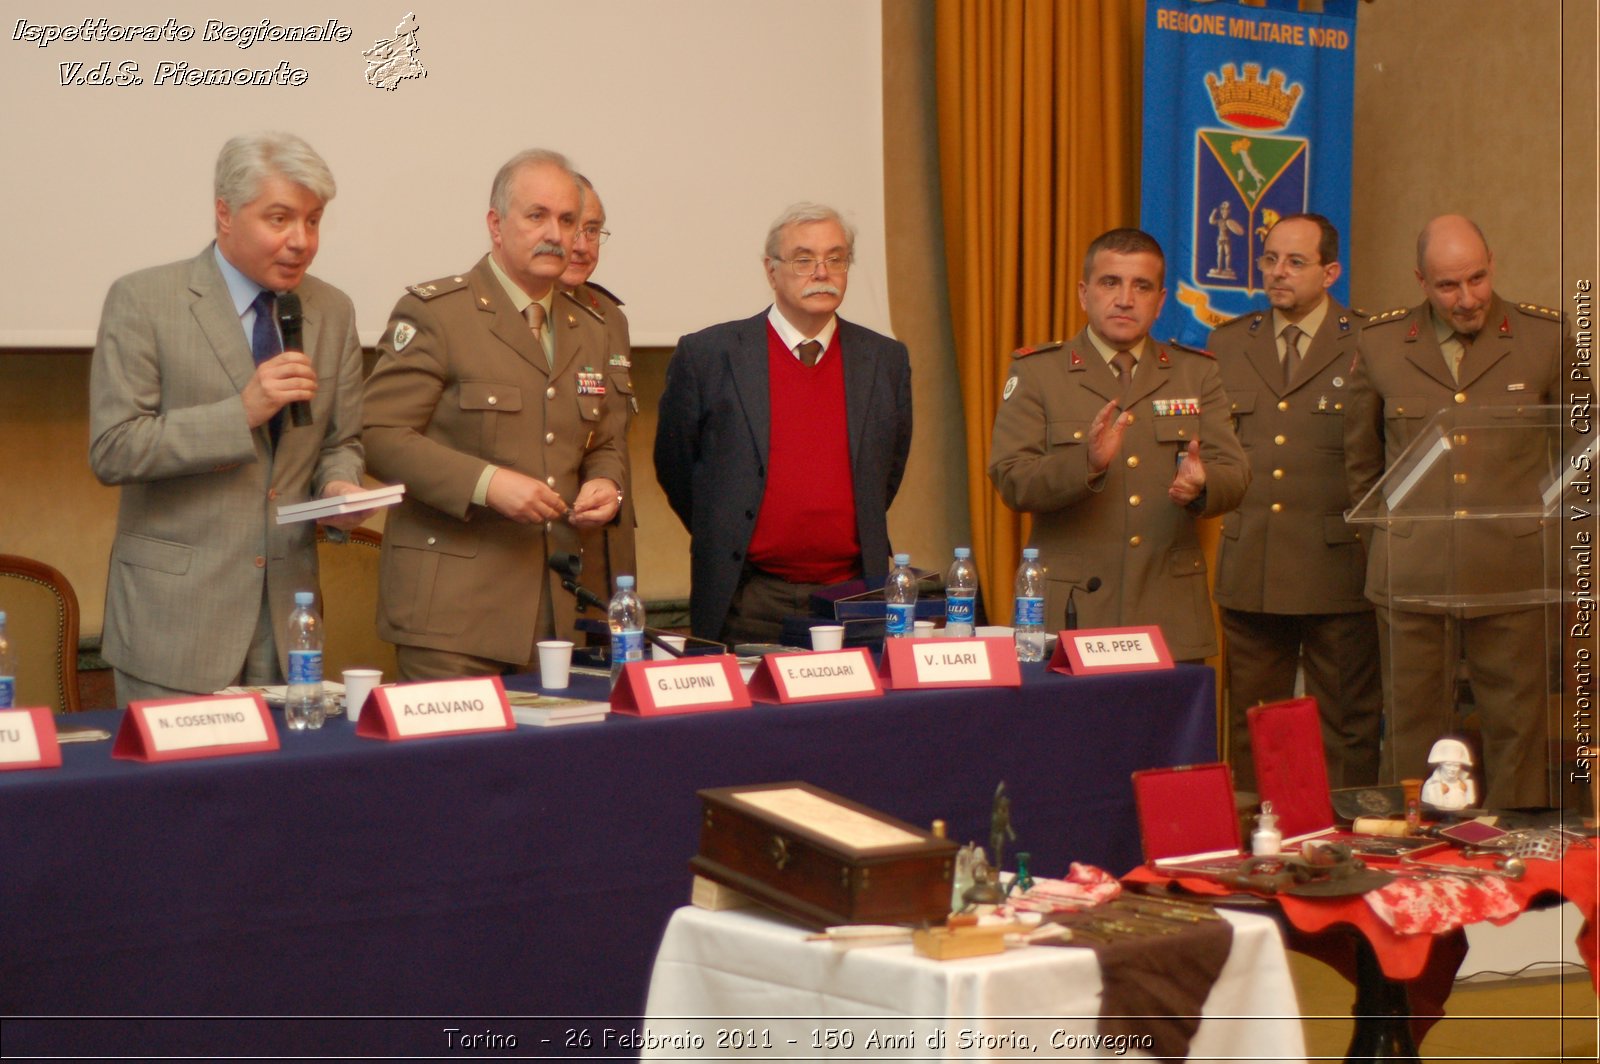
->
[363,149,624,681]
[1345,214,1566,809]
[1210,213,1380,790]
[989,228,1248,664]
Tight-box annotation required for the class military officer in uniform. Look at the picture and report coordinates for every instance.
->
[1345,214,1567,808]
[363,149,624,681]
[1210,213,1381,790]
[559,175,637,613]
[989,228,1248,663]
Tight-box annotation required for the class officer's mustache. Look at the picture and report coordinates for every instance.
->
[533,241,566,258]
[803,283,841,298]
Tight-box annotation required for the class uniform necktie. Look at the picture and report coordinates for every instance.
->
[524,303,551,366]
[798,340,823,367]
[250,290,281,366]
[1451,330,1475,382]
[1111,349,1136,397]
[1281,324,1303,388]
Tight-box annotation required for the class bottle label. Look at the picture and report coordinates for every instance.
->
[612,629,645,664]
[946,594,975,626]
[1013,596,1044,628]
[287,650,322,686]
[0,676,12,709]
[885,602,915,637]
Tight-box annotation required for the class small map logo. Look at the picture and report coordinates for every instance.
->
[363,12,425,91]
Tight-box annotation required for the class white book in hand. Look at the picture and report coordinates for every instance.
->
[276,484,406,524]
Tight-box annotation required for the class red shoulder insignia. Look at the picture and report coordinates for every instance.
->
[1011,340,1064,360]
[1165,338,1214,358]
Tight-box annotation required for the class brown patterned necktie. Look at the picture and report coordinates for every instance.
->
[1111,349,1136,396]
[524,303,550,365]
[1281,324,1303,387]
[798,340,823,367]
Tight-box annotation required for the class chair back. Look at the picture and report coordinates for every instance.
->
[316,528,398,681]
[0,555,82,713]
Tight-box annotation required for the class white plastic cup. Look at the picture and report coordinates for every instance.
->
[651,634,688,660]
[342,669,382,722]
[913,620,936,638]
[810,625,845,651]
[537,640,575,689]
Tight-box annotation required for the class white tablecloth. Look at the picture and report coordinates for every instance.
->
[642,905,1307,1062]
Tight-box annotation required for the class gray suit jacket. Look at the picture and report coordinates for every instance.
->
[654,311,913,640]
[89,246,364,693]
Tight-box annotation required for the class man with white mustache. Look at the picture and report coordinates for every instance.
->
[363,149,624,680]
[655,203,913,643]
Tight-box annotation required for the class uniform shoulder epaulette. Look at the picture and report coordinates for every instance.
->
[1363,306,1413,327]
[1211,310,1258,331]
[1347,307,1369,320]
[1165,337,1215,358]
[1010,340,1063,359]
[1514,301,1561,322]
[406,274,470,301]
[560,285,607,322]
[584,280,624,308]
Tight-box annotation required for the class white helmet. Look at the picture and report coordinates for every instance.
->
[1427,737,1473,766]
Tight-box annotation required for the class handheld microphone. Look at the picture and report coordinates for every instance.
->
[1065,576,1102,631]
[277,293,313,428]
[547,552,609,612]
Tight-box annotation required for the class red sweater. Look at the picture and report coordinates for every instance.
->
[746,325,860,584]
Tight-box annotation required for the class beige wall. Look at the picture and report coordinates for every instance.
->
[2,0,1589,641]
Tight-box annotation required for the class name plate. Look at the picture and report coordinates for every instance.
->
[747,648,884,704]
[357,676,515,740]
[0,707,62,770]
[881,636,1021,690]
[611,655,751,716]
[1050,626,1173,675]
[113,693,278,762]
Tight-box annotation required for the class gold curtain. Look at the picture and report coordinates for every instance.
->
[934,0,1138,621]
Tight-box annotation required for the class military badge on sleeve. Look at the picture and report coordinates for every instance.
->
[392,321,416,352]
[1003,376,1018,401]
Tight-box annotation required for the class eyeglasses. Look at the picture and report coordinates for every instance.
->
[775,255,852,276]
[1257,253,1320,274]
[578,225,610,245]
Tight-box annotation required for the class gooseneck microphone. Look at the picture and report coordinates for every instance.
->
[547,552,692,658]
[1064,576,1102,631]
[277,292,313,428]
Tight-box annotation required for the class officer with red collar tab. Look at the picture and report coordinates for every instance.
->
[988,227,1248,664]
[1344,214,1569,809]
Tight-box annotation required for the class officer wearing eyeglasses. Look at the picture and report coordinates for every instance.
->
[1208,212,1381,791]
[654,202,913,643]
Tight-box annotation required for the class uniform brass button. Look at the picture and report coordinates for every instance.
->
[1270,503,1283,513]
[1128,494,1141,506]
[1454,509,1469,518]
[1454,434,1469,445]
[253,556,266,568]
[546,386,557,399]
[1277,400,1289,412]
[1124,413,1135,423]
[545,432,556,444]
[1396,406,1405,415]
[1272,469,1284,480]
[1454,473,1468,485]
[487,395,498,406]
[1129,535,1142,547]
[590,407,600,417]
[1126,455,1139,469]
[1274,434,1286,445]
[1334,402,1343,411]
[1073,430,1084,440]
[1454,392,1467,404]
[546,476,557,487]
[426,536,436,546]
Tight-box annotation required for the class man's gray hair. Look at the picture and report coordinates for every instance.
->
[763,202,857,261]
[214,131,336,213]
[490,148,581,217]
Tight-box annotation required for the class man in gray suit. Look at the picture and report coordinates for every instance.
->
[90,131,368,705]
[654,203,913,643]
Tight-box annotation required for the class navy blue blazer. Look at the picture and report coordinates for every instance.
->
[654,310,913,640]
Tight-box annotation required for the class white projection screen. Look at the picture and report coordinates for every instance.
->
[1,1,889,347]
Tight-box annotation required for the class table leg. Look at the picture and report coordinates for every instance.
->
[1345,933,1421,1062]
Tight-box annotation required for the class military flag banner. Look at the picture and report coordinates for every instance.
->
[1140,0,1358,348]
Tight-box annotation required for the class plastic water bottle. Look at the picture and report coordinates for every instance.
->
[0,612,14,709]
[1013,548,1046,662]
[944,548,978,637]
[284,591,326,730]
[608,575,646,686]
[884,553,917,638]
